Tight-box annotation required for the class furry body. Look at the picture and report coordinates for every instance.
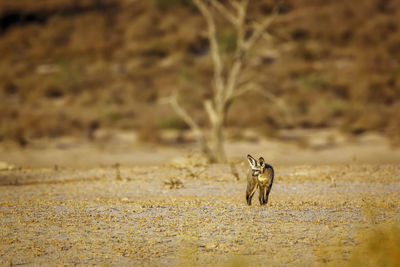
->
[246,154,274,205]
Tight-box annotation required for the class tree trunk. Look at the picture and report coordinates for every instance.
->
[164,0,280,167]
[210,118,225,163]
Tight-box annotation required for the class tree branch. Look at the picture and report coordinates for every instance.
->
[243,4,280,51]
[210,0,237,26]
[193,0,225,101]
[223,0,248,104]
[228,0,242,11]
[235,0,248,50]
[224,60,243,103]
[162,91,202,135]
[230,83,280,102]
[204,99,218,125]
[231,83,294,124]
[159,92,216,161]
[159,0,282,166]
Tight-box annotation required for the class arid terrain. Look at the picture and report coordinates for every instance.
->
[1,0,400,265]
[1,132,399,266]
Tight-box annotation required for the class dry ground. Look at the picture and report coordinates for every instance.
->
[1,161,399,266]
[1,129,400,168]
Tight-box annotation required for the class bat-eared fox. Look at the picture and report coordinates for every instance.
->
[246,154,274,206]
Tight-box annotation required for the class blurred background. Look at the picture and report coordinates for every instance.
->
[0,0,399,166]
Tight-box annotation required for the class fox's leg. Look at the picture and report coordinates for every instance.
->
[258,187,264,205]
[263,186,272,205]
[246,183,258,206]
[259,187,268,205]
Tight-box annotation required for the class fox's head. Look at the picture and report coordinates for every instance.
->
[247,154,266,176]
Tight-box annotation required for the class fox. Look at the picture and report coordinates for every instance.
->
[246,154,274,206]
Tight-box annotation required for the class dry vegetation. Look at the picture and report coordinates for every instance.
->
[0,163,399,266]
[0,0,400,145]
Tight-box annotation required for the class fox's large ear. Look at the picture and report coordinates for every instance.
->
[247,154,258,170]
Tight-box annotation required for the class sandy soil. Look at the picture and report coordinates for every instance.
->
[0,162,399,266]
[0,131,399,266]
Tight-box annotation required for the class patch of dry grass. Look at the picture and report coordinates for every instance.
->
[348,224,400,267]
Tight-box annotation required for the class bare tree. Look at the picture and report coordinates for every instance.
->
[162,0,281,164]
